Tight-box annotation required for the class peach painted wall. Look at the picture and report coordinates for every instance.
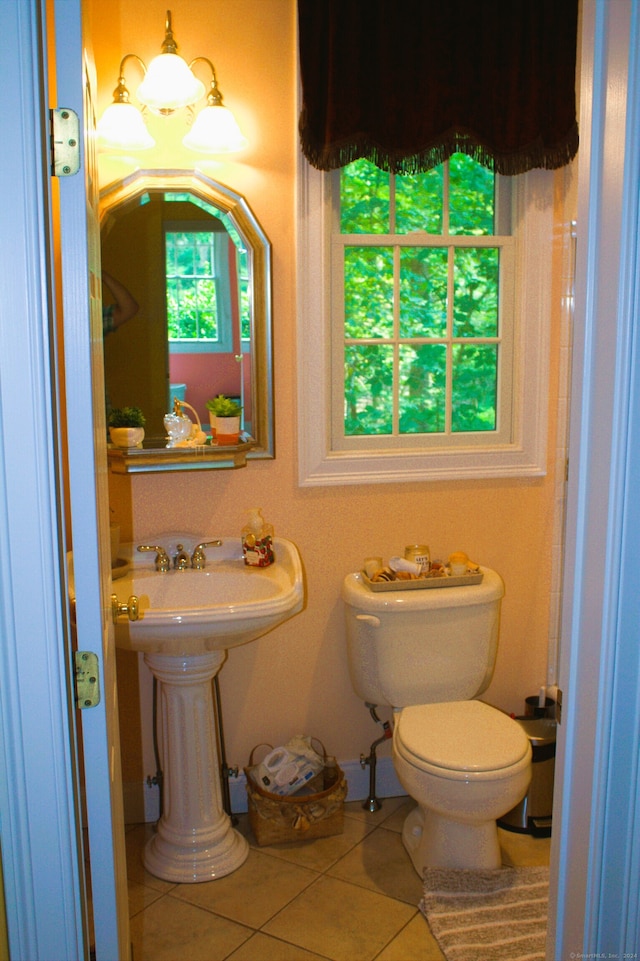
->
[92,0,570,776]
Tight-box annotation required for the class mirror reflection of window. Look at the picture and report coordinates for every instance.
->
[165,223,234,352]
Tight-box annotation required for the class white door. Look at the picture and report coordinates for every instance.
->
[53,1,129,958]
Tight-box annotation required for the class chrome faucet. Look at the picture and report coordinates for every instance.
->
[137,544,171,572]
[191,539,223,570]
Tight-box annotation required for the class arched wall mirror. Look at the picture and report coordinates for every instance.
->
[99,170,273,471]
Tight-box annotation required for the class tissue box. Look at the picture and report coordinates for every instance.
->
[245,744,348,845]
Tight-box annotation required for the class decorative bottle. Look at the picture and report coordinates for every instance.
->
[242,508,274,567]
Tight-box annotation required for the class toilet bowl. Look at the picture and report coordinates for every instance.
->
[342,566,533,874]
[393,700,532,872]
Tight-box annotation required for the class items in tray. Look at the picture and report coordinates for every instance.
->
[366,552,479,583]
[448,551,470,576]
[369,565,444,582]
[389,555,422,577]
[363,555,383,578]
[403,544,431,573]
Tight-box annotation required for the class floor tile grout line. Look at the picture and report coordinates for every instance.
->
[124,807,549,961]
[127,885,167,921]
[170,867,417,959]
[125,819,418,930]
[222,929,334,961]
[370,909,423,961]
[254,871,327,933]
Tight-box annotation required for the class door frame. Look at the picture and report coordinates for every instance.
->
[54,0,131,956]
[0,0,129,958]
[549,0,640,953]
[0,1,87,959]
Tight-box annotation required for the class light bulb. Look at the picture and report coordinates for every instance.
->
[97,102,155,150]
[183,104,247,153]
[137,54,205,115]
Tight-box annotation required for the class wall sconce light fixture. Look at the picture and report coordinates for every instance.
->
[97,10,246,154]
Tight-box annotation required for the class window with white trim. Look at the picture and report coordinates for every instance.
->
[297,155,553,486]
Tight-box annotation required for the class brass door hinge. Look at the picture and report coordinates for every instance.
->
[74,651,100,709]
[556,688,563,724]
[50,108,80,177]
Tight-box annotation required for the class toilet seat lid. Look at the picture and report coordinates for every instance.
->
[396,701,530,773]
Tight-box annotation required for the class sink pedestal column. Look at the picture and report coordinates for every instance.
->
[142,650,249,883]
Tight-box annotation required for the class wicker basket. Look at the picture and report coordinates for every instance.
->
[244,742,348,846]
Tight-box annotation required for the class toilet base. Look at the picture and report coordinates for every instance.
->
[402,804,502,875]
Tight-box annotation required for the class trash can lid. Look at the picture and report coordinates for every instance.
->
[513,716,557,746]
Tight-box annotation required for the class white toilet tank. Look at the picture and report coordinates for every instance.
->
[342,567,505,707]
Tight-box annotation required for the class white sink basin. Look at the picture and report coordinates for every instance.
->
[108,535,304,655]
[69,533,305,884]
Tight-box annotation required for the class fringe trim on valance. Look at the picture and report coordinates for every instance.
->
[299,120,580,177]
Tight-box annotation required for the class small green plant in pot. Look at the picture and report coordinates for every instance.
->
[205,395,242,444]
[108,406,146,448]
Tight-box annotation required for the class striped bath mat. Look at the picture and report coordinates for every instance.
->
[420,866,549,961]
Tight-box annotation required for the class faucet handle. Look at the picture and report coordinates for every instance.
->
[137,544,171,572]
[191,539,223,570]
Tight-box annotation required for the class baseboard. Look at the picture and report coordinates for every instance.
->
[123,756,404,823]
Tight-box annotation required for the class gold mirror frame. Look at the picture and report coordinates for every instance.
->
[99,169,273,472]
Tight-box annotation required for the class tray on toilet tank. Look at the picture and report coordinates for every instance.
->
[361,571,484,592]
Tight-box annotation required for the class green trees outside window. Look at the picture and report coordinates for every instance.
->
[339,156,501,438]
[164,215,250,351]
[166,230,220,342]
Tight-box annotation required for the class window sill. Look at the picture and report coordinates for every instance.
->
[298,443,546,487]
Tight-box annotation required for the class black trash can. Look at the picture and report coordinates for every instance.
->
[498,716,556,837]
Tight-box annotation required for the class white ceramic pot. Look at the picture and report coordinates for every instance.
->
[109,427,145,448]
[215,415,240,445]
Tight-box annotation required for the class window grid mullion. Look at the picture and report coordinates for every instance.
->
[445,245,455,435]
[393,242,401,435]
[444,159,452,439]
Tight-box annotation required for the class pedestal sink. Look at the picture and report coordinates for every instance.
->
[71,535,304,883]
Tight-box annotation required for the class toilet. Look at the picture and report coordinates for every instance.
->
[342,567,532,875]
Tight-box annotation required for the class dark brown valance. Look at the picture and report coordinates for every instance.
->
[298,0,579,176]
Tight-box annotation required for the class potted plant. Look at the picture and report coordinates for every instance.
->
[205,395,242,444]
[108,406,146,448]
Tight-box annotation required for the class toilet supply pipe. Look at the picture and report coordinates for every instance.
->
[359,703,393,812]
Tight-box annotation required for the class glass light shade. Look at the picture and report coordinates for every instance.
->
[182,105,248,153]
[136,54,205,113]
[97,102,155,150]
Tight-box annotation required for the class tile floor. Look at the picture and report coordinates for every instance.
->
[125,797,551,961]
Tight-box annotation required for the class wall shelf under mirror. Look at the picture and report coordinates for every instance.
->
[100,170,274,473]
[107,439,256,474]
